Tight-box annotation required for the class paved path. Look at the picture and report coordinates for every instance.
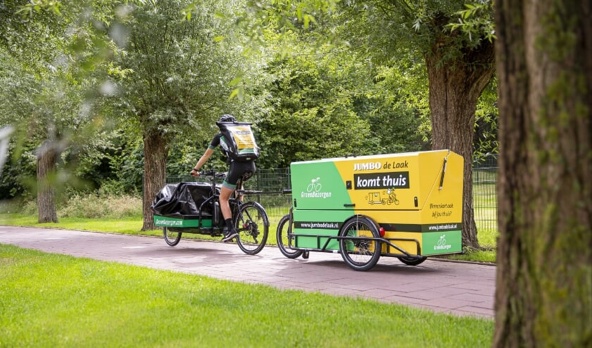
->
[0,226,495,318]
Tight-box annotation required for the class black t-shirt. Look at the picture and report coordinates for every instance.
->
[209,133,230,164]
[207,133,255,186]
[209,133,222,148]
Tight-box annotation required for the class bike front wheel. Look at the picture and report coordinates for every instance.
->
[234,201,269,255]
[163,227,182,246]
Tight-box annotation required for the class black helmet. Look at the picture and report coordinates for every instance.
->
[218,114,236,123]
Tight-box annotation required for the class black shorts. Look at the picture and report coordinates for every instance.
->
[223,160,256,189]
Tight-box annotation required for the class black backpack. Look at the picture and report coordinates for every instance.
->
[216,121,260,162]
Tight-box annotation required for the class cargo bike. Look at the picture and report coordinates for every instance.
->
[152,170,269,255]
[276,150,465,271]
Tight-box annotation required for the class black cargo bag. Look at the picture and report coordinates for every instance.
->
[151,182,219,217]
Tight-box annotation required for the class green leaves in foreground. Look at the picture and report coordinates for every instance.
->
[0,245,493,347]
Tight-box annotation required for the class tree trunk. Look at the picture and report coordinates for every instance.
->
[141,129,167,231]
[37,142,58,223]
[494,0,592,346]
[426,38,495,250]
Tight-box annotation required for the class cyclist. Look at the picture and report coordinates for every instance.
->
[190,114,256,242]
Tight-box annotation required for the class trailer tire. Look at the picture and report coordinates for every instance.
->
[339,216,381,271]
[397,256,427,266]
[277,214,304,259]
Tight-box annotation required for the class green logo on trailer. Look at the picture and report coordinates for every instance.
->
[155,218,183,227]
[422,230,462,255]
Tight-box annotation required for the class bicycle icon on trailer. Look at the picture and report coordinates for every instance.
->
[307,177,322,192]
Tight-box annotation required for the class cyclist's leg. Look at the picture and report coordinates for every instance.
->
[220,185,238,242]
[219,185,235,221]
[220,162,241,241]
[222,160,255,218]
[223,160,244,204]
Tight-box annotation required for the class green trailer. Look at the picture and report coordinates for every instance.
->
[276,150,464,271]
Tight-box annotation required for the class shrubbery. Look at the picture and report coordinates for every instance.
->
[58,194,142,219]
[1,194,142,219]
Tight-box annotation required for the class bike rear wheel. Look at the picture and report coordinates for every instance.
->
[234,201,269,255]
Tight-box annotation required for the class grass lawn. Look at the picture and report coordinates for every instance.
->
[0,244,493,347]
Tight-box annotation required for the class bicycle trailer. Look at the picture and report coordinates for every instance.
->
[283,149,464,270]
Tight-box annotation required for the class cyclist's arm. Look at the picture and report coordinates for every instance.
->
[191,133,221,176]
[191,147,215,176]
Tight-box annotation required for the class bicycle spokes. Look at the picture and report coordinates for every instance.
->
[235,201,269,255]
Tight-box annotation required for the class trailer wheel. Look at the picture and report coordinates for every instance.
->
[339,216,381,271]
[276,214,303,259]
[163,227,182,246]
[302,251,310,259]
[397,256,427,266]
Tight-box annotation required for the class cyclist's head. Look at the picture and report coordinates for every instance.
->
[218,114,236,123]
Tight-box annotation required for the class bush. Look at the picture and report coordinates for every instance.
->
[0,199,28,214]
[58,194,142,219]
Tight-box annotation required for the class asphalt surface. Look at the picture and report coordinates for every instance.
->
[0,226,495,318]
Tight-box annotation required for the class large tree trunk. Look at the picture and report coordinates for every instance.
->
[37,142,58,223]
[141,129,167,231]
[494,0,592,346]
[426,38,495,250]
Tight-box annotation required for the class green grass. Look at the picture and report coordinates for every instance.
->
[0,244,493,347]
[0,213,157,234]
[439,248,496,263]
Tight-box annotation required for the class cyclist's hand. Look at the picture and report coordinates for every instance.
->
[190,169,200,177]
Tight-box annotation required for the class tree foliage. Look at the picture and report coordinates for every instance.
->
[111,0,258,229]
[0,0,124,220]
[256,45,372,167]
[329,0,496,249]
[250,3,431,168]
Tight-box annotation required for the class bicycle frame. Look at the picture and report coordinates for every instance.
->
[190,171,246,234]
